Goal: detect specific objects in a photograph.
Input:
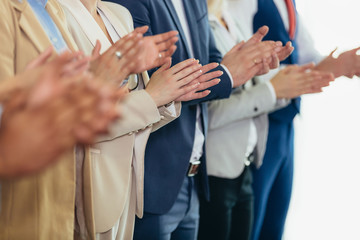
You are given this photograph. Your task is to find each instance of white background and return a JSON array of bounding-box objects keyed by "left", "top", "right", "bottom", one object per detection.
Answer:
[{"left": 284, "top": 0, "right": 360, "bottom": 239}]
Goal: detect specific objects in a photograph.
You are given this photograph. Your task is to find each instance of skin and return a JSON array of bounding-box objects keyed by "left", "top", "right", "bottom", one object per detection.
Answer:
[
  {"left": 80, "top": 0, "right": 222, "bottom": 106},
  {"left": 0, "top": 51, "right": 123, "bottom": 179},
  {"left": 208, "top": 0, "right": 333, "bottom": 98}
]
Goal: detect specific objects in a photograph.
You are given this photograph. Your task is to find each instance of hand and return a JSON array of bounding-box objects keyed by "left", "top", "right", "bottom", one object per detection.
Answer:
[
  {"left": 270, "top": 63, "right": 335, "bottom": 99},
  {"left": 221, "top": 39, "right": 282, "bottom": 87},
  {"left": 89, "top": 32, "right": 143, "bottom": 85},
  {"left": 175, "top": 62, "right": 223, "bottom": 102},
  {"left": 242, "top": 26, "right": 294, "bottom": 62},
  {"left": 26, "top": 47, "right": 90, "bottom": 77},
  {"left": 0, "top": 51, "right": 90, "bottom": 103},
  {"left": 315, "top": 47, "right": 360, "bottom": 78},
  {"left": 146, "top": 58, "right": 222, "bottom": 106},
  {"left": 89, "top": 28, "right": 178, "bottom": 85},
  {"left": 0, "top": 61, "right": 123, "bottom": 178}
]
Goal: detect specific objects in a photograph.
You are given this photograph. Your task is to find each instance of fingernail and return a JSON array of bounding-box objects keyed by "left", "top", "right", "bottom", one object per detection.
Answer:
[
  {"left": 199, "top": 70, "right": 203, "bottom": 73},
  {"left": 220, "top": 71, "right": 224, "bottom": 75}
]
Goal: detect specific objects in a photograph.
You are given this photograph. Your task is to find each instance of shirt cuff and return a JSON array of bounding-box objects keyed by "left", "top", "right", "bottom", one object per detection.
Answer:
[
  {"left": 220, "top": 64, "right": 234, "bottom": 88},
  {"left": 163, "top": 101, "right": 177, "bottom": 117},
  {"left": 264, "top": 81, "right": 277, "bottom": 103}
]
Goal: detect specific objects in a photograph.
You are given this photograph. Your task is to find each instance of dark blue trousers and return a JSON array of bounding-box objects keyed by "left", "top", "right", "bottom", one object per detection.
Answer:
[{"left": 251, "top": 121, "right": 294, "bottom": 240}]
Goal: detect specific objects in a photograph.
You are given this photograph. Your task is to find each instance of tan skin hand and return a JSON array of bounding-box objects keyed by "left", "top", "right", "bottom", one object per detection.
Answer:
[
  {"left": 0, "top": 55, "right": 123, "bottom": 179},
  {"left": 315, "top": 47, "right": 360, "bottom": 78},
  {"left": 270, "top": 63, "right": 335, "bottom": 99},
  {"left": 146, "top": 58, "right": 222, "bottom": 106}
]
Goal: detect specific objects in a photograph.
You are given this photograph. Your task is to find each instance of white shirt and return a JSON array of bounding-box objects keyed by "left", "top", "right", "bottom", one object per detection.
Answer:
[{"left": 171, "top": 0, "right": 204, "bottom": 163}]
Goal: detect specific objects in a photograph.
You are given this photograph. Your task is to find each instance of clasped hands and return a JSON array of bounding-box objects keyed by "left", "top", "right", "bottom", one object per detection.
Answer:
[{"left": 221, "top": 25, "right": 294, "bottom": 87}]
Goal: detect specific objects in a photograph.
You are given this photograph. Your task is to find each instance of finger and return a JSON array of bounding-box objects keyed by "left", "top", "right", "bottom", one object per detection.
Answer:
[
  {"left": 196, "top": 70, "right": 223, "bottom": 83},
  {"left": 180, "top": 90, "right": 211, "bottom": 101},
  {"left": 156, "top": 36, "right": 179, "bottom": 52},
  {"left": 150, "top": 31, "right": 179, "bottom": 44},
  {"left": 173, "top": 62, "right": 202, "bottom": 80},
  {"left": 158, "top": 45, "right": 177, "bottom": 60},
  {"left": 277, "top": 42, "right": 294, "bottom": 61},
  {"left": 245, "top": 25, "right": 269, "bottom": 46},
  {"left": 91, "top": 40, "right": 102, "bottom": 60},
  {"left": 169, "top": 58, "right": 198, "bottom": 74},
  {"left": 133, "top": 26, "right": 149, "bottom": 34},
  {"left": 62, "top": 57, "right": 90, "bottom": 77},
  {"left": 195, "top": 78, "right": 221, "bottom": 91},
  {"left": 270, "top": 53, "right": 280, "bottom": 69},
  {"left": 329, "top": 47, "right": 338, "bottom": 57},
  {"left": 157, "top": 58, "right": 172, "bottom": 73},
  {"left": 26, "top": 46, "right": 54, "bottom": 70}
]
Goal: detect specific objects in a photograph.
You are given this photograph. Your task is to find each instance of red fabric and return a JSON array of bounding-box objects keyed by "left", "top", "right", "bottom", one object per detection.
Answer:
[{"left": 284, "top": 0, "right": 296, "bottom": 39}]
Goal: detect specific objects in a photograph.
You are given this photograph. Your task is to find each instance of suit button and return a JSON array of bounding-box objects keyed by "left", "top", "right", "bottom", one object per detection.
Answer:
[{"left": 254, "top": 107, "right": 258, "bottom": 112}]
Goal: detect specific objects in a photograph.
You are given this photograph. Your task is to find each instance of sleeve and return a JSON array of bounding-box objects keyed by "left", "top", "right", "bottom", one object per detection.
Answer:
[
  {"left": 151, "top": 102, "right": 182, "bottom": 132},
  {"left": 296, "top": 15, "right": 324, "bottom": 65},
  {"left": 96, "top": 90, "right": 161, "bottom": 142},
  {"left": 208, "top": 82, "right": 277, "bottom": 130}
]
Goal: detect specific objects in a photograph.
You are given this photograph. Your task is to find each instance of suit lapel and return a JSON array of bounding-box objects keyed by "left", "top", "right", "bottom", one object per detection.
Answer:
[
  {"left": 163, "top": 0, "right": 191, "bottom": 58},
  {"left": 12, "top": 0, "right": 51, "bottom": 53}
]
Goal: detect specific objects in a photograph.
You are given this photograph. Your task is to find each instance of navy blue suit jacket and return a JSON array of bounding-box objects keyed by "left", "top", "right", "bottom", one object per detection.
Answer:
[
  {"left": 108, "top": 0, "right": 233, "bottom": 214},
  {"left": 253, "top": 0, "right": 299, "bottom": 163}
]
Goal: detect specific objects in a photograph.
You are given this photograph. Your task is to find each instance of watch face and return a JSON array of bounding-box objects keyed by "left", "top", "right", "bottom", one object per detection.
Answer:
[{"left": 127, "top": 76, "right": 139, "bottom": 91}]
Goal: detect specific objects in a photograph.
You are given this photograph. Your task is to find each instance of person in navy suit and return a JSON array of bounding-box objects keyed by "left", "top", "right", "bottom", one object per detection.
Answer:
[
  {"left": 223, "top": 0, "right": 360, "bottom": 239},
  {"left": 107, "top": 0, "right": 293, "bottom": 239}
]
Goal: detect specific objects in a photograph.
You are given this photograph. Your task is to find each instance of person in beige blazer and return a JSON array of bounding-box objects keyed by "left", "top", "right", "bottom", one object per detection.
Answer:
[
  {"left": 56, "top": 1, "right": 223, "bottom": 239},
  {"left": 0, "top": 0, "right": 168, "bottom": 239},
  {"left": 0, "top": 1, "right": 86, "bottom": 239}
]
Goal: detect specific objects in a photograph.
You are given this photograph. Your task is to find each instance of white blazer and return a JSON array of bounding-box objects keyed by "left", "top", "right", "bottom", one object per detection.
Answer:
[
  {"left": 206, "top": 13, "right": 288, "bottom": 179},
  {"left": 57, "top": 0, "right": 181, "bottom": 233}
]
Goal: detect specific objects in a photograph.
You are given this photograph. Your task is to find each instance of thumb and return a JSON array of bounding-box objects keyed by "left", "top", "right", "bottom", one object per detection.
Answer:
[
  {"left": 157, "top": 57, "right": 172, "bottom": 72},
  {"left": 329, "top": 47, "right": 338, "bottom": 58},
  {"left": 91, "top": 40, "right": 102, "bottom": 60},
  {"left": 246, "top": 25, "right": 269, "bottom": 45}
]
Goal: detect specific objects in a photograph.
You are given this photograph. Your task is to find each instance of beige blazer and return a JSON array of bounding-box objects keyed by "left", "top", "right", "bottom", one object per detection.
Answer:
[
  {"left": 57, "top": 0, "right": 181, "bottom": 233},
  {"left": 0, "top": 0, "right": 80, "bottom": 239}
]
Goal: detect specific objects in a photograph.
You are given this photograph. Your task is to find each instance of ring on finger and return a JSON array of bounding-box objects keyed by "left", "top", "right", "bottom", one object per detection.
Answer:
[{"left": 115, "top": 51, "right": 122, "bottom": 59}]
